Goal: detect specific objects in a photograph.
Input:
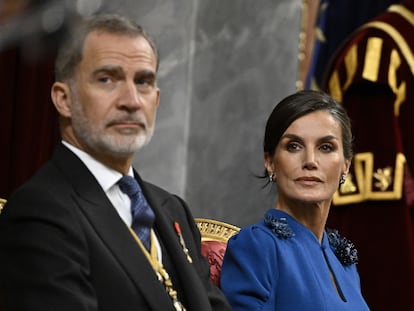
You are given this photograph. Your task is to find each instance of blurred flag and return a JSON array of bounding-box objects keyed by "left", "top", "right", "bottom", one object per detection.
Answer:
[{"left": 304, "top": 0, "right": 399, "bottom": 90}]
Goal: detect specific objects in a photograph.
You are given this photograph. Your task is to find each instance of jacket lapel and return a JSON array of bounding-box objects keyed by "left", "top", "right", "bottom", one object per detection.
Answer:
[
  {"left": 53, "top": 144, "right": 174, "bottom": 310},
  {"left": 139, "top": 178, "right": 213, "bottom": 311}
]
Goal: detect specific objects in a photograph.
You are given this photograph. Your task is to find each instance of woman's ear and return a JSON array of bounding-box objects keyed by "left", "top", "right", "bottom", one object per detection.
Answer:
[
  {"left": 343, "top": 158, "right": 352, "bottom": 175},
  {"left": 264, "top": 152, "right": 275, "bottom": 175},
  {"left": 51, "top": 81, "right": 72, "bottom": 118}
]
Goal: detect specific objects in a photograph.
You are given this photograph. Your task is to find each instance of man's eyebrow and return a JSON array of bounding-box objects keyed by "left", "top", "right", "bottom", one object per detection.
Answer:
[
  {"left": 135, "top": 69, "right": 156, "bottom": 79},
  {"left": 92, "top": 65, "right": 123, "bottom": 76}
]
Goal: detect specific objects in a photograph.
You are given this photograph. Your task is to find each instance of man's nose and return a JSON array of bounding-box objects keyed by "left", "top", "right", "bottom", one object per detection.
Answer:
[{"left": 119, "top": 80, "right": 141, "bottom": 109}]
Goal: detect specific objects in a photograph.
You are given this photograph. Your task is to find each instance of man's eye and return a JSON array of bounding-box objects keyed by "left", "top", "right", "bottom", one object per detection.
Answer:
[
  {"left": 98, "top": 76, "right": 111, "bottom": 83},
  {"left": 136, "top": 78, "right": 153, "bottom": 86},
  {"left": 136, "top": 77, "right": 145, "bottom": 84}
]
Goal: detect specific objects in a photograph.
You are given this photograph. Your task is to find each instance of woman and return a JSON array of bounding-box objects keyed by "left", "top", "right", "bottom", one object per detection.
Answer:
[{"left": 220, "top": 90, "right": 370, "bottom": 310}]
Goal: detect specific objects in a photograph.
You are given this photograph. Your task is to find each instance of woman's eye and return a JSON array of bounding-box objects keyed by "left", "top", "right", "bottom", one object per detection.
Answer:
[
  {"left": 286, "top": 142, "right": 301, "bottom": 152},
  {"left": 320, "top": 144, "right": 334, "bottom": 152}
]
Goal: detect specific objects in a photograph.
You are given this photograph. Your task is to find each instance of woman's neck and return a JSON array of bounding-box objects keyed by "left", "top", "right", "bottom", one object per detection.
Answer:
[{"left": 275, "top": 200, "right": 330, "bottom": 242}]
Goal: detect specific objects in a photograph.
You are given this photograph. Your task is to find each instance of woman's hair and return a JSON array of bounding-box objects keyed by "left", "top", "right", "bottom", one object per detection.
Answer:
[
  {"left": 264, "top": 89, "right": 353, "bottom": 164},
  {"left": 54, "top": 14, "right": 158, "bottom": 82}
]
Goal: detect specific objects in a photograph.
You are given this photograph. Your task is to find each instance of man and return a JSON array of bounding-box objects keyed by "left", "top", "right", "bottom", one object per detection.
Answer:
[
  {"left": 322, "top": 1, "right": 414, "bottom": 310},
  {"left": 0, "top": 14, "right": 230, "bottom": 311}
]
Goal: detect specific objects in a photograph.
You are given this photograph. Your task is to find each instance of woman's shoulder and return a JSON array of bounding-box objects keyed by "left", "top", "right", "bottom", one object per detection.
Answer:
[
  {"left": 229, "top": 209, "right": 296, "bottom": 248},
  {"left": 225, "top": 220, "right": 281, "bottom": 269}
]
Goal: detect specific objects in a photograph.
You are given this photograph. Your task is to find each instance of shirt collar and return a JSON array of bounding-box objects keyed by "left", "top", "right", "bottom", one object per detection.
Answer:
[{"left": 62, "top": 141, "right": 134, "bottom": 192}]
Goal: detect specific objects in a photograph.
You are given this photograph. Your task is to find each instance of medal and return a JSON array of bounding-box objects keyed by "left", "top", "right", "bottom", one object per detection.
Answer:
[{"left": 174, "top": 221, "right": 193, "bottom": 263}]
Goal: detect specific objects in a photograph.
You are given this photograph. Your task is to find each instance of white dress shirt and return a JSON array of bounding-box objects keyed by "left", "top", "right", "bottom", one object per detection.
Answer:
[{"left": 62, "top": 141, "right": 162, "bottom": 260}]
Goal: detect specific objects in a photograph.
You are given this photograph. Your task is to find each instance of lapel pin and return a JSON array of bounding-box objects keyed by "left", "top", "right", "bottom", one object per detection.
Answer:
[{"left": 173, "top": 221, "right": 193, "bottom": 263}]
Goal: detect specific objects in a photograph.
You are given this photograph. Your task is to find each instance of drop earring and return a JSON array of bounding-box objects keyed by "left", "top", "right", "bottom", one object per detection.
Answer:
[
  {"left": 339, "top": 173, "right": 347, "bottom": 185},
  {"left": 269, "top": 173, "right": 276, "bottom": 183}
]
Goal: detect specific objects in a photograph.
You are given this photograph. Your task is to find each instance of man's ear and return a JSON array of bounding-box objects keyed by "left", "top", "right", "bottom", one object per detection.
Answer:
[
  {"left": 51, "top": 81, "right": 72, "bottom": 118},
  {"left": 155, "top": 86, "right": 160, "bottom": 108}
]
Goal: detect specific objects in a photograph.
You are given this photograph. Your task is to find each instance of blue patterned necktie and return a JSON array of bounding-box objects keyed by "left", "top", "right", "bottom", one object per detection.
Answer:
[{"left": 118, "top": 175, "right": 155, "bottom": 251}]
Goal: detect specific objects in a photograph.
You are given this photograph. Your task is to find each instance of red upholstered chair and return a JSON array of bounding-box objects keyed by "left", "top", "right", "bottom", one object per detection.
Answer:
[{"left": 195, "top": 218, "right": 240, "bottom": 287}]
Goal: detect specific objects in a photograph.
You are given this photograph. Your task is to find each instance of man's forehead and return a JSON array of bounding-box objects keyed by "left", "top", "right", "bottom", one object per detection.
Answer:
[{"left": 81, "top": 31, "right": 156, "bottom": 65}]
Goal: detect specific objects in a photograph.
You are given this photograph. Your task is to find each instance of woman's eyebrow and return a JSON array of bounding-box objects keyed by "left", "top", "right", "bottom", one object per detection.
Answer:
[
  {"left": 280, "top": 134, "right": 339, "bottom": 142},
  {"left": 280, "top": 133, "right": 302, "bottom": 141}
]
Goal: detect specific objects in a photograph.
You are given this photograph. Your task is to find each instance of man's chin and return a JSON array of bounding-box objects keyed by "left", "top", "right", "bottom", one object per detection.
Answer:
[{"left": 110, "top": 136, "right": 151, "bottom": 154}]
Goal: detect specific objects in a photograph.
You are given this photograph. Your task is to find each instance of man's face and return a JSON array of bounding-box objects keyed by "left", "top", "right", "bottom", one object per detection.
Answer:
[{"left": 68, "top": 30, "right": 160, "bottom": 159}]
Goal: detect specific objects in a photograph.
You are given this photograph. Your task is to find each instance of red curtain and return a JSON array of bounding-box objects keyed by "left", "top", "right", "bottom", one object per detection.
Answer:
[
  {"left": 0, "top": 45, "right": 59, "bottom": 199},
  {"left": 320, "top": 2, "right": 414, "bottom": 309}
]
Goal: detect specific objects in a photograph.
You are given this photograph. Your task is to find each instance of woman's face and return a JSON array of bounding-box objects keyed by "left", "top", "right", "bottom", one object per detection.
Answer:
[{"left": 265, "top": 110, "right": 350, "bottom": 205}]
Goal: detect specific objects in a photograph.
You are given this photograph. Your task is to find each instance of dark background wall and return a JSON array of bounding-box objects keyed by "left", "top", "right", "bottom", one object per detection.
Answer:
[{"left": 0, "top": 0, "right": 303, "bottom": 227}]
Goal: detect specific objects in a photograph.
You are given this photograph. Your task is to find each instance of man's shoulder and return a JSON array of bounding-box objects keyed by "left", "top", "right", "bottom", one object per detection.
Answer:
[
  {"left": 7, "top": 144, "right": 91, "bottom": 206},
  {"left": 140, "top": 180, "right": 170, "bottom": 197},
  {"left": 141, "top": 180, "right": 184, "bottom": 206}
]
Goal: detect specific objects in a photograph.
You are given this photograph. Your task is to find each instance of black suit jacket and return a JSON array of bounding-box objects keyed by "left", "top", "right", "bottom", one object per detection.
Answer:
[{"left": 0, "top": 143, "right": 230, "bottom": 311}]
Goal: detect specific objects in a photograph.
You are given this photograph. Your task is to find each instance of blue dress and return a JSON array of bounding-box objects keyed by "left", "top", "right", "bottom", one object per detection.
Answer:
[{"left": 220, "top": 209, "right": 370, "bottom": 310}]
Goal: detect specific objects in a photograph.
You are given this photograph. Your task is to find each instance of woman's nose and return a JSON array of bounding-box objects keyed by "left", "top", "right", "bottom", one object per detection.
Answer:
[{"left": 303, "top": 149, "right": 317, "bottom": 169}]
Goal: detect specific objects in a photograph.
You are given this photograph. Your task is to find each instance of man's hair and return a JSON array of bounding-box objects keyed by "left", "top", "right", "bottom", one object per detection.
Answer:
[{"left": 54, "top": 14, "right": 159, "bottom": 82}]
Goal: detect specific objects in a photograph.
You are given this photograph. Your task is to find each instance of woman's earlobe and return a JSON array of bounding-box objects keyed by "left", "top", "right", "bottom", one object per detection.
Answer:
[
  {"left": 343, "top": 158, "right": 352, "bottom": 174},
  {"left": 264, "top": 153, "right": 273, "bottom": 170}
]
